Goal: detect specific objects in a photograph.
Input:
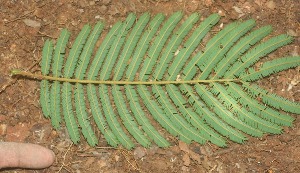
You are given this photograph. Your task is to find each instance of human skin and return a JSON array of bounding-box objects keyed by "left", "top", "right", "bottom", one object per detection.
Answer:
[{"left": 0, "top": 142, "right": 55, "bottom": 169}]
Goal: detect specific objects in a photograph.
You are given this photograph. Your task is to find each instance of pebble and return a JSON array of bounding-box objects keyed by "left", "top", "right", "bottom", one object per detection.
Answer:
[
  {"left": 102, "top": 0, "right": 111, "bottom": 5},
  {"left": 181, "top": 165, "right": 189, "bottom": 172},
  {"left": 89, "top": 1, "right": 95, "bottom": 5},
  {"left": 287, "top": 29, "right": 298, "bottom": 37},
  {"left": 0, "top": 124, "right": 7, "bottom": 135},
  {"left": 133, "top": 147, "right": 146, "bottom": 160},
  {"left": 97, "top": 159, "right": 107, "bottom": 169},
  {"left": 265, "top": 1, "right": 276, "bottom": 10},
  {"left": 99, "top": 5, "right": 108, "bottom": 14},
  {"left": 178, "top": 141, "right": 189, "bottom": 153},
  {"left": 23, "top": 19, "right": 41, "bottom": 28},
  {"left": 279, "top": 134, "right": 292, "bottom": 143},
  {"left": 182, "top": 153, "right": 190, "bottom": 166}
]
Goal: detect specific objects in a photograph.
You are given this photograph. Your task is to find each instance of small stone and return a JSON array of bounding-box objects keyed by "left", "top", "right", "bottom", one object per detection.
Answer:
[
  {"left": 71, "top": 163, "right": 81, "bottom": 170},
  {"left": 115, "top": 155, "right": 120, "bottom": 161},
  {"left": 84, "top": 157, "right": 95, "bottom": 167},
  {"left": 0, "top": 115, "right": 6, "bottom": 121},
  {"left": 108, "top": 6, "right": 120, "bottom": 16},
  {"left": 148, "top": 146, "right": 159, "bottom": 155},
  {"left": 23, "top": 19, "right": 41, "bottom": 28},
  {"left": 97, "top": 159, "right": 107, "bottom": 168},
  {"left": 78, "top": 9, "right": 84, "bottom": 13},
  {"left": 57, "top": 13, "right": 68, "bottom": 23},
  {"left": 189, "top": 151, "right": 201, "bottom": 164},
  {"left": 287, "top": 29, "right": 298, "bottom": 37},
  {"left": 10, "top": 44, "right": 17, "bottom": 52},
  {"left": 233, "top": 6, "right": 244, "bottom": 18},
  {"left": 179, "top": 141, "right": 190, "bottom": 153},
  {"left": 265, "top": 1, "right": 276, "bottom": 10},
  {"left": 79, "top": 0, "right": 88, "bottom": 7},
  {"left": 71, "top": 20, "right": 80, "bottom": 26},
  {"left": 102, "top": 0, "right": 111, "bottom": 5},
  {"left": 254, "top": 0, "right": 263, "bottom": 6},
  {"left": 279, "top": 134, "right": 292, "bottom": 143},
  {"left": 99, "top": 5, "right": 108, "bottom": 14},
  {"left": 89, "top": 1, "right": 95, "bottom": 5},
  {"left": 218, "top": 10, "right": 225, "bottom": 17},
  {"left": 204, "top": 0, "right": 212, "bottom": 7},
  {"left": 0, "top": 124, "right": 7, "bottom": 135},
  {"left": 181, "top": 165, "right": 189, "bottom": 172},
  {"left": 133, "top": 147, "right": 146, "bottom": 160},
  {"left": 182, "top": 153, "right": 190, "bottom": 166}
]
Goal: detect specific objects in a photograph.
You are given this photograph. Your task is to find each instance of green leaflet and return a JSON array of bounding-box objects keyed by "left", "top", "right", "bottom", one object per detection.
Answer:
[
  {"left": 197, "top": 19, "right": 256, "bottom": 80},
  {"left": 62, "top": 82, "right": 80, "bottom": 143},
  {"left": 241, "top": 56, "right": 300, "bottom": 81},
  {"left": 126, "top": 13, "right": 165, "bottom": 80},
  {"left": 152, "top": 85, "right": 207, "bottom": 144},
  {"left": 139, "top": 11, "right": 183, "bottom": 80},
  {"left": 100, "top": 85, "right": 135, "bottom": 149},
  {"left": 75, "top": 22, "right": 104, "bottom": 79},
  {"left": 213, "top": 26, "right": 273, "bottom": 79},
  {"left": 87, "top": 84, "right": 119, "bottom": 147},
  {"left": 40, "top": 80, "right": 51, "bottom": 118},
  {"left": 113, "top": 13, "right": 150, "bottom": 80},
  {"left": 210, "top": 83, "right": 282, "bottom": 134},
  {"left": 125, "top": 85, "right": 170, "bottom": 147},
  {"left": 242, "top": 83, "right": 300, "bottom": 114},
  {"left": 64, "top": 25, "right": 91, "bottom": 78},
  {"left": 73, "top": 22, "right": 104, "bottom": 146},
  {"left": 98, "top": 14, "right": 137, "bottom": 149},
  {"left": 13, "top": 12, "right": 300, "bottom": 149},
  {"left": 61, "top": 24, "right": 91, "bottom": 144},
  {"left": 100, "top": 13, "right": 136, "bottom": 80},
  {"left": 227, "top": 82, "right": 294, "bottom": 126},
  {"left": 112, "top": 85, "right": 151, "bottom": 147},
  {"left": 50, "top": 29, "right": 70, "bottom": 129},
  {"left": 180, "top": 84, "right": 238, "bottom": 145},
  {"left": 87, "top": 22, "right": 123, "bottom": 80},
  {"left": 225, "top": 34, "right": 293, "bottom": 78},
  {"left": 40, "top": 40, "right": 53, "bottom": 118},
  {"left": 41, "top": 40, "right": 53, "bottom": 75},
  {"left": 167, "top": 13, "right": 220, "bottom": 80},
  {"left": 166, "top": 84, "right": 226, "bottom": 146},
  {"left": 52, "top": 29, "right": 70, "bottom": 77},
  {"left": 195, "top": 84, "right": 263, "bottom": 138},
  {"left": 153, "top": 12, "right": 199, "bottom": 80},
  {"left": 86, "top": 21, "right": 121, "bottom": 147},
  {"left": 182, "top": 21, "right": 239, "bottom": 80},
  {"left": 137, "top": 85, "right": 192, "bottom": 143},
  {"left": 75, "top": 83, "right": 98, "bottom": 146}
]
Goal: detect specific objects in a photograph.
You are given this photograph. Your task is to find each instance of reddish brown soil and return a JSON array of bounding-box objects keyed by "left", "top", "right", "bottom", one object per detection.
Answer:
[{"left": 0, "top": 0, "right": 299, "bottom": 172}]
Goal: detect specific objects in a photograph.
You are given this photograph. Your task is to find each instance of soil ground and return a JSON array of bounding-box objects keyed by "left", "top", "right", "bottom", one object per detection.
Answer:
[{"left": 0, "top": 0, "right": 299, "bottom": 172}]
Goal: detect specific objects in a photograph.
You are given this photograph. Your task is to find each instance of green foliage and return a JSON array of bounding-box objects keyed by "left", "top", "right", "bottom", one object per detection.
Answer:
[
  {"left": 50, "top": 29, "right": 70, "bottom": 129},
  {"left": 35, "top": 12, "right": 300, "bottom": 149},
  {"left": 40, "top": 40, "right": 53, "bottom": 118}
]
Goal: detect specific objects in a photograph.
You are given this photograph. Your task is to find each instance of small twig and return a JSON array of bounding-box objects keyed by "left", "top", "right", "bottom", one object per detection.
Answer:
[
  {"left": 119, "top": 149, "right": 142, "bottom": 173},
  {"left": 36, "top": 31, "right": 57, "bottom": 39},
  {"left": 0, "top": 79, "right": 17, "bottom": 94},
  {"left": 57, "top": 143, "right": 73, "bottom": 173},
  {"left": 4, "top": 9, "right": 36, "bottom": 24}
]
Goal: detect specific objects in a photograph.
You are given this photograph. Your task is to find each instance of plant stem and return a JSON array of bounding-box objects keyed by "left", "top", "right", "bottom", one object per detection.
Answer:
[{"left": 11, "top": 70, "right": 240, "bottom": 85}]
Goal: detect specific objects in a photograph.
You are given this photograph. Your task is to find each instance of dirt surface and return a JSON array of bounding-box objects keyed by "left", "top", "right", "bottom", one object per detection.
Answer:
[{"left": 0, "top": 0, "right": 299, "bottom": 172}]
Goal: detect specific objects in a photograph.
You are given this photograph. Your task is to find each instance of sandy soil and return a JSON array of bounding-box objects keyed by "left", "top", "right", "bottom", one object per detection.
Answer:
[{"left": 0, "top": 0, "right": 299, "bottom": 172}]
